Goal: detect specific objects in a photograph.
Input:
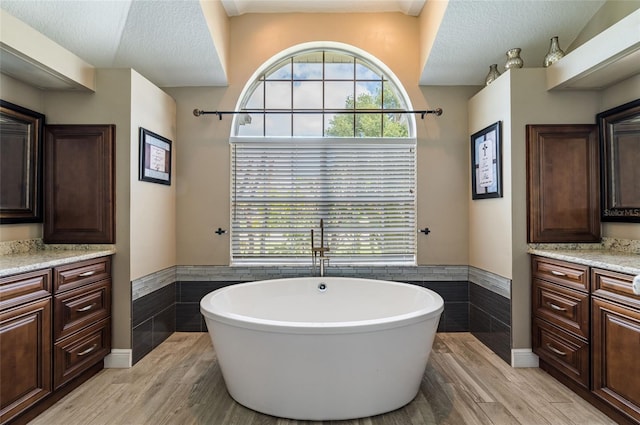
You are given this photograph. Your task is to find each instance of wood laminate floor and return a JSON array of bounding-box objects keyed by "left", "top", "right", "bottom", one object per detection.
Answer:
[{"left": 28, "top": 333, "right": 616, "bottom": 425}]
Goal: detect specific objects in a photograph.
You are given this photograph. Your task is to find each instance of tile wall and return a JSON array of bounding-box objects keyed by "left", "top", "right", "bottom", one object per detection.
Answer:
[
  {"left": 469, "top": 266, "right": 512, "bottom": 363},
  {"left": 131, "top": 265, "right": 511, "bottom": 365}
]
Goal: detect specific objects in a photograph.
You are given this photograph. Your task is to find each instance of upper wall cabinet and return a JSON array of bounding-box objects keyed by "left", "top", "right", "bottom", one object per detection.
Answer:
[
  {"left": 44, "top": 125, "right": 115, "bottom": 244},
  {"left": 526, "top": 124, "right": 600, "bottom": 243}
]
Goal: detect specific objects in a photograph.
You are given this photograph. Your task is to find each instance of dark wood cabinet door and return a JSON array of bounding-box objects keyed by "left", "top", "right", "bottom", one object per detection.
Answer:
[
  {"left": 0, "top": 298, "right": 52, "bottom": 424},
  {"left": 592, "top": 297, "right": 640, "bottom": 423},
  {"left": 44, "top": 125, "right": 115, "bottom": 244},
  {"left": 526, "top": 124, "right": 600, "bottom": 243}
]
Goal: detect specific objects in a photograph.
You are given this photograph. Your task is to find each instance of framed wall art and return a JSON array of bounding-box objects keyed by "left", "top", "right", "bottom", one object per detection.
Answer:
[
  {"left": 139, "top": 127, "right": 172, "bottom": 185},
  {"left": 471, "top": 121, "right": 502, "bottom": 200}
]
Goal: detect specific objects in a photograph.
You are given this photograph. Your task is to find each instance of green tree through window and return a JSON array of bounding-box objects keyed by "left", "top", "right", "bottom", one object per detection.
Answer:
[{"left": 325, "top": 85, "right": 409, "bottom": 137}]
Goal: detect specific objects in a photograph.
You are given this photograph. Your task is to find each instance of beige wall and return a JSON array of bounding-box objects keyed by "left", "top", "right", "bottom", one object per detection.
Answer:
[
  {"left": 3, "top": 3, "right": 638, "bottom": 356},
  {"left": 228, "top": 13, "right": 420, "bottom": 87},
  {"left": 0, "top": 73, "right": 44, "bottom": 242},
  {"left": 40, "top": 69, "right": 176, "bottom": 349},
  {"left": 199, "top": 0, "right": 230, "bottom": 80},
  {"left": 418, "top": 85, "right": 477, "bottom": 265},
  {"left": 165, "top": 86, "right": 230, "bottom": 265},
  {"left": 418, "top": 0, "right": 448, "bottom": 77},
  {"left": 569, "top": 0, "right": 640, "bottom": 51},
  {"left": 467, "top": 67, "right": 639, "bottom": 350},
  {"left": 169, "top": 12, "right": 474, "bottom": 266},
  {"left": 509, "top": 69, "right": 600, "bottom": 350},
  {"left": 468, "top": 74, "right": 513, "bottom": 280},
  {"left": 43, "top": 69, "right": 133, "bottom": 348},
  {"left": 1, "top": 68, "right": 178, "bottom": 350},
  {"left": 129, "top": 71, "right": 177, "bottom": 281}
]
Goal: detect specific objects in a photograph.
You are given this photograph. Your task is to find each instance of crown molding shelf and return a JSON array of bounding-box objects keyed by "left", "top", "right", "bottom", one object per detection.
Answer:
[
  {"left": 0, "top": 9, "right": 95, "bottom": 91},
  {"left": 546, "top": 8, "right": 640, "bottom": 91}
]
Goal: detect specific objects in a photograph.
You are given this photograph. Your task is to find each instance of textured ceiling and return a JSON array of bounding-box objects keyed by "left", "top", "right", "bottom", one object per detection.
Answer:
[
  {"left": 0, "top": 0, "right": 607, "bottom": 88},
  {"left": 421, "top": 0, "right": 606, "bottom": 85},
  {"left": 1, "top": 0, "right": 226, "bottom": 87}
]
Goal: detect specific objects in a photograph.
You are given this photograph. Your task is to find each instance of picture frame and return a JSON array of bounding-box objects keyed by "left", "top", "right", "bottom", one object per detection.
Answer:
[
  {"left": 471, "top": 121, "right": 502, "bottom": 200},
  {"left": 139, "top": 127, "right": 172, "bottom": 185},
  {"left": 0, "top": 100, "right": 45, "bottom": 223}
]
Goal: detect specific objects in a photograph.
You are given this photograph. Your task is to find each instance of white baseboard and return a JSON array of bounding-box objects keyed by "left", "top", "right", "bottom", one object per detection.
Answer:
[
  {"left": 511, "top": 349, "right": 539, "bottom": 368},
  {"left": 104, "top": 349, "right": 132, "bottom": 368}
]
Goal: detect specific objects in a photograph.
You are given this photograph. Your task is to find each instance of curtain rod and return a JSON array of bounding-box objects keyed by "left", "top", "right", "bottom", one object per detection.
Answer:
[{"left": 193, "top": 108, "right": 443, "bottom": 120}]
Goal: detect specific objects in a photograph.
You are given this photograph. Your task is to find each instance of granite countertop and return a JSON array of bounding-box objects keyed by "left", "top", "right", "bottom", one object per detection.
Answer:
[
  {"left": 0, "top": 244, "right": 116, "bottom": 278},
  {"left": 528, "top": 247, "right": 640, "bottom": 276}
]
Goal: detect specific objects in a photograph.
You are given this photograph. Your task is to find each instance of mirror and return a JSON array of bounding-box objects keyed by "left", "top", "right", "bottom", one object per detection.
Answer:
[
  {"left": 0, "top": 100, "right": 45, "bottom": 224},
  {"left": 597, "top": 98, "right": 640, "bottom": 222}
]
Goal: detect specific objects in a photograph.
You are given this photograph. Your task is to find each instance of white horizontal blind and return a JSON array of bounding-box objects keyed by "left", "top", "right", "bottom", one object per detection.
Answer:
[{"left": 231, "top": 139, "right": 416, "bottom": 265}]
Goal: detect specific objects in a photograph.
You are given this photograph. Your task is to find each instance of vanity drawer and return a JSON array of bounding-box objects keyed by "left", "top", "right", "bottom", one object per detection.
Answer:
[
  {"left": 533, "top": 318, "right": 589, "bottom": 388},
  {"left": 54, "top": 257, "right": 111, "bottom": 293},
  {"left": 53, "top": 318, "right": 110, "bottom": 389},
  {"left": 532, "top": 256, "right": 589, "bottom": 291},
  {"left": 54, "top": 279, "right": 111, "bottom": 340},
  {"left": 0, "top": 269, "right": 51, "bottom": 310},
  {"left": 532, "top": 278, "right": 589, "bottom": 339},
  {"left": 592, "top": 268, "right": 640, "bottom": 307}
]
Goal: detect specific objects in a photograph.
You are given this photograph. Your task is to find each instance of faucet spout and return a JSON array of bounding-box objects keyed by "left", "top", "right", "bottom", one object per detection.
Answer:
[{"left": 311, "top": 219, "right": 329, "bottom": 276}]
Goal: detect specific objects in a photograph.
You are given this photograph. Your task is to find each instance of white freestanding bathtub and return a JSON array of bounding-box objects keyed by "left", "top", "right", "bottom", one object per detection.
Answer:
[{"left": 200, "top": 277, "right": 444, "bottom": 421}]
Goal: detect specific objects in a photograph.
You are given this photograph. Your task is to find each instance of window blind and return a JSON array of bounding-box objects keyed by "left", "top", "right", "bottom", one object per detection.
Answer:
[{"left": 231, "top": 138, "right": 416, "bottom": 265}]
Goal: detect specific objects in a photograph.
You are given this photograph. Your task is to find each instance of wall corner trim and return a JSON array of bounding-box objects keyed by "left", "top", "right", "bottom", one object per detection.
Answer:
[
  {"left": 511, "top": 349, "right": 539, "bottom": 368},
  {"left": 104, "top": 349, "right": 132, "bottom": 368}
]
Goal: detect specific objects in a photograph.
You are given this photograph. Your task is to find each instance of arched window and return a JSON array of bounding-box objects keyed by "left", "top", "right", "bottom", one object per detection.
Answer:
[{"left": 231, "top": 43, "right": 416, "bottom": 265}]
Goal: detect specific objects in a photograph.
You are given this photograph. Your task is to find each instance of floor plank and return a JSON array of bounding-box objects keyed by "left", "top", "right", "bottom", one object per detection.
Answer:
[{"left": 27, "top": 333, "right": 617, "bottom": 425}]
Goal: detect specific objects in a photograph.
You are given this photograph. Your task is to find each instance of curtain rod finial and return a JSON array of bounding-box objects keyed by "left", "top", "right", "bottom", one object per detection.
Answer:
[
  {"left": 193, "top": 109, "right": 203, "bottom": 117},
  {"left": 434, "top": 108, "right": 443, "bottom": 116}
]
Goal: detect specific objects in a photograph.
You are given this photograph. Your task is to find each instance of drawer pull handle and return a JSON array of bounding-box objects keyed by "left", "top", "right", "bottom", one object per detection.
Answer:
[
  {"left": 550, "top": 270, "right": 567, "bottom": 277},
  {"left": 78, "top": 270, "right": 96, "bottom": 277},
  {"left": 77, "top": 344, "right": 98, "bottom": 356},
  {"left": 76, "top": 303, "right": 96, "bottom": 313},
  {"left": 546, "top": 302, "right": 567, "bottom": 312},
  {"left": 546, "top": 343, "right": 567, "bottom": 357}
]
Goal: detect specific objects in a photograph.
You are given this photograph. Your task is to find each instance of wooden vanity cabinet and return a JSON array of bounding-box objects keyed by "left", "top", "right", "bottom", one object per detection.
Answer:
[
  {"left": 52, "top": 257, "right": 111, "bottom": 389},
  {"left": 0, "top": 270, "right": 52, "bottom": 425},
  {"left": 591, "top": 268, "right": 640, "bottom": 423},
  {"left": 0, "top": 256, "right": 111, "bottom": 425},
  {"left": 531, "top": 256, "right": 590, "bottom": 388},
  {"left": 532, "top": 255, "right": 640, "bottom": 425}
]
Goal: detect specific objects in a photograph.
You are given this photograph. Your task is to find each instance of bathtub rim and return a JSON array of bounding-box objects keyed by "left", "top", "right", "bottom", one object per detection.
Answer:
[{"left": 200, "top": 277, "right": 444, "bottom": 335}]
